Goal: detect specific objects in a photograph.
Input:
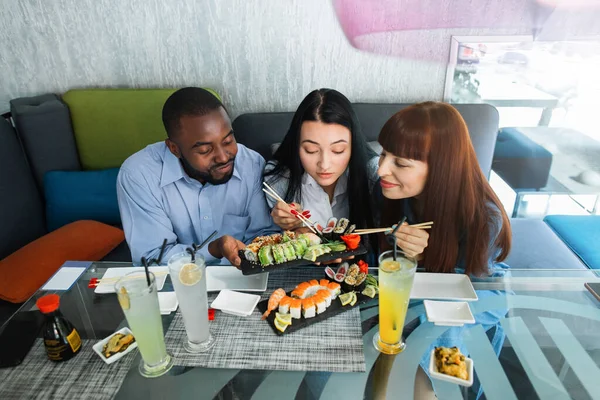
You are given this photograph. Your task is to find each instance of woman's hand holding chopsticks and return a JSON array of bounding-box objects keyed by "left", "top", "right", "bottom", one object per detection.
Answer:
[
  {"left": 271, "top": 201, "right": 311, "bottom": 231},
  {"left": 391, "top": 223, "right": 429, "bottom": 258}
]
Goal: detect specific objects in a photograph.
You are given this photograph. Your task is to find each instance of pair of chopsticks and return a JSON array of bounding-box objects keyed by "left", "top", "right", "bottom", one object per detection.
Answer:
[
  {"left": 88, "top": 271, "right": 169, "bottom": 288},
  {"left": 354, "top": 221, "right": 434, "bottom": 236},
  {"left": 262, "top": 182, "right": 319, "bottom": 235}
]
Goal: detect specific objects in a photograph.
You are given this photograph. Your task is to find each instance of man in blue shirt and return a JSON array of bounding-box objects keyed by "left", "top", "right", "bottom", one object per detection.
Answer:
[{"left": 117, "top": 87, "right": 278, "bottom": 266}]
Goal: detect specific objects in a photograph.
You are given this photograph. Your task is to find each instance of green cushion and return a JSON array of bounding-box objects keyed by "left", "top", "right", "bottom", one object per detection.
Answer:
[{"left": 62, "top": 88, "right": 220, "bottom": 170}]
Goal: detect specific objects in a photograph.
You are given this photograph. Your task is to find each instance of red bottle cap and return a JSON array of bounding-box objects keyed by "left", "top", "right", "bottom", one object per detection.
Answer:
[{"left": 36, "top": 294, "right": 60, "bottom": 314}]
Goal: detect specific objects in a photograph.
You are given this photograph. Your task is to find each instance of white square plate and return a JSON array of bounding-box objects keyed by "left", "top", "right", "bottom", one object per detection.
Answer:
[
  {"left": 158, "top": 292, "right": 179, "bottom": 315},
  {"left": 429, "top": 348, "right": 474, "bottom": 387},
  {"left": 94, "top": 267, "right": 168, "bottom": 294},
  {"left": 210, "top": 289, "right": 261, "bottom": 317},
  {"left": 92, "top": 327, "right": 138, "bottom": 365},
  {"left": 424, "top": 300, "right": 475, "bottom": 326},
  {"left": 410, "top": 273, "right": 478, "bottom": 301},
  {"left": 206, "top": 266, "right": 268, "bottom": 292}
]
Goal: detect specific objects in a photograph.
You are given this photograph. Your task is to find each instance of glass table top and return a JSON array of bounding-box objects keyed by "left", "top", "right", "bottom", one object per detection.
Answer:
[{"left": 3, "top": 262, "right": 600, "bottom": 400}]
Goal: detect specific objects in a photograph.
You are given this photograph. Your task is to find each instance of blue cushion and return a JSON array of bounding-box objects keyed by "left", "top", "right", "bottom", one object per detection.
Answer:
[
  {"left": 44, "top": 168, "right": 121, "bottom": 231},
  {"left": 544, "top": 215, "right": 600, "bottom": 270},
  {"left": 494, "top": 128, "right": 552, "bottom": 159}
]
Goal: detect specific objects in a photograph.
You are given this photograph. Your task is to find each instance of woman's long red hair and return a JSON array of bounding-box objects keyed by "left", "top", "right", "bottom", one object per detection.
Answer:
[{"left": 379, "top": 102, "right": 511, "bottom": 276}]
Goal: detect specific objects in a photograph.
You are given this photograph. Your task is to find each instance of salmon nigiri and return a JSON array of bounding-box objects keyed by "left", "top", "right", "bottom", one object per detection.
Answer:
[{"left": 262, "top": 288, "right": 286, "bottom": 320}]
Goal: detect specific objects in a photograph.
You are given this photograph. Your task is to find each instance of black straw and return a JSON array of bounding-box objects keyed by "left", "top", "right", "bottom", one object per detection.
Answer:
[
  {"left": 388, "top": 217, "right": 407, "bottom": 262},
  {"left": 155, "top": 239, "right": 168, "bottom": 265},
  {"left": 141, "top": 257, "right": 151, "bottom": 287},
  {"left": 198, "top": 230, "right": 218, "bottom": 250},
  {"left": 186, "top": 247, "right": 196, "bottom": 263}
]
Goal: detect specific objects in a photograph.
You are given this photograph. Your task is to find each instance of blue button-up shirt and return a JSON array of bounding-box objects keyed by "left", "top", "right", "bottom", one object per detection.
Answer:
[{"left": 117, "top": 142, "right": 278, "bottom": 265}]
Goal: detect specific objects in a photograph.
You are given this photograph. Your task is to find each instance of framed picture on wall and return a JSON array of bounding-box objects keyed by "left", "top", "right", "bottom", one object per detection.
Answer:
[{"left": 443, "top": 35, "right": 534, "bottom": 104}]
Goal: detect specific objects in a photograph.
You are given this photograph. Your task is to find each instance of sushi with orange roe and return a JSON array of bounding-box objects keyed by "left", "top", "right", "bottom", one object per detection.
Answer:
[
  {"left": 278, "top": 296, "right": 292, "bottom": 314},
  {"left": 290, "top": 299, "right": 302, "bottom": 319},
  {"left": 302, "top": 298, "right": 316, "bottom": 318},
  {"left": 319, "top": 279, "right": 330, "bottom": 288},
  {"left": 327, "top": 282, "right": 341, "bottom": 299},
  {"left": 309, "top": 279, "right": 319, "bottom": 286},
  {"left": 317, "top": 289, "right": 332, "bottom": 307},
  {"left": 314, "top": 293, "right": 327, "bottom": 314}
]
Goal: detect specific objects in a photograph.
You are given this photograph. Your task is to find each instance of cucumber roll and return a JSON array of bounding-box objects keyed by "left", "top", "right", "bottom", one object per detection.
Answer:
[{"left": 258, "top": 245, "right": 274, "bottom": 266}]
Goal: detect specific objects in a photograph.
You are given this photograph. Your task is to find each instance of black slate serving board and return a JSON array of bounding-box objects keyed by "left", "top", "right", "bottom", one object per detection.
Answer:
[
  {"left": 239, "top": 244, "right": 367, "bottom": 276},
  {"left": 257, "top": 288, "right": 374, "bottom": 335}
]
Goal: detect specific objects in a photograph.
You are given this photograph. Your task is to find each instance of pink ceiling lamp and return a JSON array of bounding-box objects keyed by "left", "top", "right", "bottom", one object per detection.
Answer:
[{"left": 332, "top": 0, "right": 600, "bottom": 60}]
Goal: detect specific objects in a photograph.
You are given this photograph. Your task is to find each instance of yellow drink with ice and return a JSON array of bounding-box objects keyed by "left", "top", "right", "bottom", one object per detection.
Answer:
[{"left": 374, "top": 251, "right": 417, "bottom": 354}]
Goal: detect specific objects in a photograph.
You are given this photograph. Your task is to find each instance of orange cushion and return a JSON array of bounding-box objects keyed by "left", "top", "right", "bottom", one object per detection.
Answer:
[{"left": 0, "top": 220, "right": 125, "bottom": 303}]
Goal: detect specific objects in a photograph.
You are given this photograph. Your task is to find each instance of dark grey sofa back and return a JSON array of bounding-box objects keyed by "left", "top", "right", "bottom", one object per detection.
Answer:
[
  {"left": 10, "top": 94, "right": 81, "bottom": 191},
  {"left": 0, "top": 118, "right": 46, "bottom": 259},
  {"left": 233, "top": 103, "right": 499, "bottom": 178}
]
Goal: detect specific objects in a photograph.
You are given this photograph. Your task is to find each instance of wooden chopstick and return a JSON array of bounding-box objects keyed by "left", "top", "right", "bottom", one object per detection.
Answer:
[
  {"left": 354, "top": 221, "right": 434, "bottom": 235},
  {"left": 262, "top": 184, "right": 318, "bottom": 231},
  {"left": 91, "top": 271, "right": 169, "bottom": 286},
  {"left": 410, "top": 221, "right": 434, "bottom": 228}
]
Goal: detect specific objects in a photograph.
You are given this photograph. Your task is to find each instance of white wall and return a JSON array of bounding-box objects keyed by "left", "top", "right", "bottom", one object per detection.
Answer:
[{"left": 0, "top": 0, "right": 527, "bottom": 116}]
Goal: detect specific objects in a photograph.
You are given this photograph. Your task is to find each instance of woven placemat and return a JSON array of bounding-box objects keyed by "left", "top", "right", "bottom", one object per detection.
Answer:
[
  {"left": 164, "top": 268, "right": 366, "bottom": 373},
  {"left": 0, "top": 339, "right": 136, "bottom": 399}
]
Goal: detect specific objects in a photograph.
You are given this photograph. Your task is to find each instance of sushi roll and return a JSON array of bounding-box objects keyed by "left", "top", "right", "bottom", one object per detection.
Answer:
[
  {"left": 319, "top": 279, "right": 330, "bottom": 288},
  {"left": 317, "top": 289, "right": 332, "bottom": 307},
  {"left": 327, "top": 282, "right": 341, "bottom": 299},
  {"left": 243, "top": 248, "right": 258, "bottom": 262},
  {"left": 322, "top": 227, "right": 334, "bottom": 239},
  {"left": 279, "top": 296, "right": 292, "bottom": 314},
  {"left": 302, "top": 245, "right": 331, "bottom": 262},
  {"left": 300, "top": 233, "right": 322, "bottom": 246},
  {"left": 348, "top": 264, "right": 360, "bottom": 277},
  {"left": 282, "top": 230, "right": 296, "bottom": 242},
  {"left": 326, "top": 217, "right": 338, "bottom": 229},
  {"left": 325, "top": 266, "right": 336, "bottom": 280},
  {"left": 342, "top": 274, "right": 357, "bottom": 293},
  {"left": 272, "top": 244, "right": 286, "bottom": 264},
  {"left": 302, "top": 298, "right": 316, "bottom": 318},
  {"left": 314, "top": 294, "right": 327, "bottom": 314},
  {"left": 334, "top": 218, "right": 350, "bottom": 235},
  {"left": 290, "top": 299, "right": 302, "bottom": 319},
  {"left": 315, "top": 223, "right": 324, "bottom": 233},
  {"left": 282, "top": 242, "right": 296, "bottom": 261},
  {"left": 258, "top": 245, "right": 274, "bottom": 266},
  {"left": 291, "top": 282, "right": 311, "bottom": 299},
  {"left": 344, "top": 224, "right": 356, "bottom": 235},
  {"left": 290, "top": 240, "right": 306, "bottom": 258}
]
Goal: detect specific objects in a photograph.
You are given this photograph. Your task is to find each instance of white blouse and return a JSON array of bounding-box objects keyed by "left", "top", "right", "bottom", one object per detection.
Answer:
[{"left": 263, "top": 157, "right": 380, "bottom": 227}]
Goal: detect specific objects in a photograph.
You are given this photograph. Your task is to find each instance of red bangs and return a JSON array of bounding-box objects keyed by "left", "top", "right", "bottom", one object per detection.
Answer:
[{"left": 377, "top": 106, "right": 431, "bottom": 162}]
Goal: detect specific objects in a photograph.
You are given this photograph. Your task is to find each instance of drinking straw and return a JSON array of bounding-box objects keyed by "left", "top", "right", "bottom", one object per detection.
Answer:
[
  {"left": 388, "top": 217, "right": 407, "bottom": 261},
  {"left": 198, "top": 231, "right": 218, "bottom": 250},
  {"left": 155, "top": 238, "right": 168, "bottom": 265},
  {"left": 141, "top": 257, "right": 151, "bottom": 286},
  {"left": 186, "top": 247, "right": 196, "bottom": 263}
]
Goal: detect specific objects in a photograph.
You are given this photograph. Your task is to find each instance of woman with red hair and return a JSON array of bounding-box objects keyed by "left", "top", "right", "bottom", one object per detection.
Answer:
[{"left": 377, "top": 101, "right": 511, "bottom": 276}]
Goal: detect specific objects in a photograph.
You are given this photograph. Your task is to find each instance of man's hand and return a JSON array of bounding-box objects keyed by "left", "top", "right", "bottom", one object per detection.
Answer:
[{"left": 208, "top": 235, "right": 246, "bottom": 268}]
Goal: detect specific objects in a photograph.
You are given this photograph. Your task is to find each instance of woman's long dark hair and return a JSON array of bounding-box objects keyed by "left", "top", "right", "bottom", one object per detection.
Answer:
[{"left": 264, "top": 89, "right": 377, "bottom": 232}]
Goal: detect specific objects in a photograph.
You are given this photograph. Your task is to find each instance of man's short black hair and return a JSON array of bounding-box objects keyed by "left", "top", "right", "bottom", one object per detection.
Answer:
[{"left": 162, "top": 87, "right": 225, "bottom": 138}]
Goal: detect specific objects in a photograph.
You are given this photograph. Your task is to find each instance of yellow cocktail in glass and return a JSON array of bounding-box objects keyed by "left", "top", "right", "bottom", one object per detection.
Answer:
[{"left": 374, "top": 250, "right": 417, "bottom": 354}]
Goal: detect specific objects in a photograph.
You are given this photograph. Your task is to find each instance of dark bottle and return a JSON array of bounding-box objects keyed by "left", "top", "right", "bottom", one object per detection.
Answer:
[{"left": 36, "top": 294, "right": 81, "bottom": 362}]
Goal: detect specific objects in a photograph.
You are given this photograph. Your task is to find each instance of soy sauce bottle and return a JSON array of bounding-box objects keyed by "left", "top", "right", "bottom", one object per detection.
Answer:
[{"left": 36, "top": 294, "right": 81, "bottom": 362}]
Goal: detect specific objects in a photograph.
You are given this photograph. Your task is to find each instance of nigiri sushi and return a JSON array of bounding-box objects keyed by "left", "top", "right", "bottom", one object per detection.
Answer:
[
  {"left": 262, "top": 288, "right": 286, "bottom": 320},
  {"left": 290, "top": 299, "right": 302, "bottom": 319},
  {"left": 302, "top": 298, "right": 316, "bottom": 318},
  {"left": 278, "top": 296, "right": 292, "bottom": 314}
]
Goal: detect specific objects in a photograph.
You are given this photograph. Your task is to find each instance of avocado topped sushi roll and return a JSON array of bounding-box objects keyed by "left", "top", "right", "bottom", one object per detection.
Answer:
[
  {"left": 258, "top": 245, "right": 274, "bottom": 266},
  {"left": 281, "top": 242, "right": 297, "bottom": 261},
  {"left": 303, "top": 245, "right": 331, "bottom": 262},
  {"left": 290, "top": 240, "right": 306, "bottom": 258},
  {"left": 272, "top": 244, "right": 287, "bottom": 264}
]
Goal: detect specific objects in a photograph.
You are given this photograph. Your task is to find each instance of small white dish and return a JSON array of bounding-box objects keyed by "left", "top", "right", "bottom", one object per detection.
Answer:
[
  {"left": 410, "top": 273, "right": 478, "bottom": 301},
  {"left": 93, "top": 327, "right": 138, "bottom": 365},
  {"left": 94, "top": 267, "right": 168, "bottom": 294},
  {"left": 429, "top": 348, "right": 474, "bottom": 387},
  {"left": 424, "top": 300, "right": 475, "bottom": 327},
  {"left": 206, "top": 266, "right": 268, "bottom": 292},
  {"left": 158, "top": 292, "right": 179, "bottom": 315},
  {"left": 210, "top": 289, "right": 260, "bottom": 317}
]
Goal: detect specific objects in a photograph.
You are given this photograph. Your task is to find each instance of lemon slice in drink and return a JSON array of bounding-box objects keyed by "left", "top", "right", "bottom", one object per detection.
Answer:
[
  {"left": 117, "top": 287, "right": 130, "bottom": 310},
  {"left": 274, "top": 318, "right": 289, "bottom": 333},
  {"left": 362, "top": 286, "right": 377, "bottom": 298},
  {"left": 349, "top": 292, "right": 358, "bottom": 306},
  {"left": 179, "top": 263, "right": 202, "bottom": 286},
  {"left": 380, "top": 259, "right": 401, "bottom": 273},
  {"left": 275, "top": 313, "right": 292, "bottom": 326},
  {"left": 339, "top": 292, "right": 353, "bottom": 306}
]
